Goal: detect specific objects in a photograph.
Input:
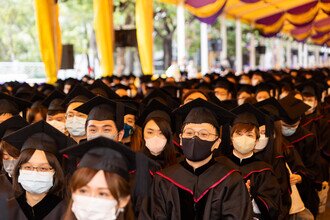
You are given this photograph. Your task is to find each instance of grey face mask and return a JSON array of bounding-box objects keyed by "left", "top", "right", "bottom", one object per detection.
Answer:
[{"left": 2, "top": 159, "right": 18, "bottom": 176}]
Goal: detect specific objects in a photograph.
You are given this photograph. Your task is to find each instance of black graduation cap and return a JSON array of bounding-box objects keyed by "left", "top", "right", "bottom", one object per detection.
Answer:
[
  {"left": 0, "top": 92, "right": 32, "bottom": 115},
  {"left": 89, "top": 79, "right": 121, "bottom": 99},
  {"left": 213, "top": 78, "right": 236, "bottom": 94},
  {"left": 279, "top": 93, "right": 310, "bottom": 124},
  {"left": 296, "top": 80, "right": 323, "bottom": 101},
  {"left": 139, "top": 75, "right": 153, "bottom": 84},
  {"left": 231, "top": 103, "right": 272, "bottom": 137},
  {"left": 142, "top": 88, "right": 180, "bottom": 110},
  {"left": 231, "top": 103, "right": 268, "bottom": 127},
  {"left": 14, "top": 84, "right": 35, "bottom": 101},
  {"left": 2, "top": 120, "right": 76, "bottom": 155},
  {"left": 61, "top": 84, "right": 95, "bottom": 107},
  {"left": 114, "top": 97, "right": 140, "bottom": 116},
  {"left": 171, "top": 98, "right": 236, "bottom": 134},
  {"left": 74, "top": 96, "right": 135, "bottom": 131},
  {"left": 135, "top": 99, "right": 173, "bottom": 128},
  {"left": 42, "top": 89, "right": 66, "bottom": 112},
  {"left": 0, "top": 116, "right": 29, "bottom": 139},
  {"left": 61, "top": 136, "right": 160, "bottom": 196},
  {"left": 254, "top": 82, "right": 272, "bottom": 95},
  {"left": 161, "top": 84, "right": 182, "bottom": 99},
  {"left": 112, "top": 84, "right": 130, "bottom": 91},
  {"left": 237, "top": 84, "right": 255, "bottom": 95},
  {"left": 254, "top": 97, "right": 287, "bottom": 121},
  {"left": 38, "top": 83, "right": 55, "bottom": 95}
]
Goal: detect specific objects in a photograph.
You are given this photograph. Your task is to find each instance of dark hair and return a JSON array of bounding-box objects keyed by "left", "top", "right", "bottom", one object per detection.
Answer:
[
  {"left": 63, "top": 167, "right": 134, "bottom": 220},
  {"left": 0, "top": 141, "right": 20, "bottom": 168},
  {"left": 181, "top": 89, "right": 209, "bottom": 103},
  {"left": 47, "top": 110, "right": 66, "bottom": 116},
  {"left": 27, "top": 106, "right": 47, "bottom": 123},
  {"left": 231, "top": 123, "right": 260, "bottom": 139},
  {"left": 12, "top": 149, "right": 65, "bottom": 198},
  {"left": 142, "top": 117, "right": 177, "bottom": 168}
]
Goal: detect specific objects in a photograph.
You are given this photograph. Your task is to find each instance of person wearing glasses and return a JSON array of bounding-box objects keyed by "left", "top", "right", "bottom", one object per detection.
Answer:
[
  {"left": 2, "top": 121, "right": 75, "bottom": 220},
  {"left": 140, "top": 98, "right": 252, "bottom": 220}
]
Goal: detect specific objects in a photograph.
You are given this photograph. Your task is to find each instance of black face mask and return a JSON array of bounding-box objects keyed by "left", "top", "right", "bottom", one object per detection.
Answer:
[{"left": 182, "top": 137, "right": 217, "bottom": 162}]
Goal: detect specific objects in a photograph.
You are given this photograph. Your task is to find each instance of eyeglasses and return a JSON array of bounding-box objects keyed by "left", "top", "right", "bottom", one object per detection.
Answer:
[
  {"left": 182, "top": 128, "right": 218, "bottom": 140},
  {"left": 20, "top": 165, "right": 54, "bottom": 172}
]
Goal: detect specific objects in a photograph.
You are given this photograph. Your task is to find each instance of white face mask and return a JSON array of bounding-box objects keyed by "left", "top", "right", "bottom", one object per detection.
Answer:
[
  {"left": 18, "top": 170, "right": 54, "bottom": 194},
  {"left": 232, "top": 135, "right": 256, "bottom": 154},
  {"left": 87, "top": 133, "right": 117, "bottom": 141},
  {"left": 72, "top": 194, "right": 122, "bottom": 220},
  {"left": 48, "top": 120, "right": 66, "bottom": 134},
  {"left": 145, "top": 136, "right": 167, "bottom": 156},
  {"left": 2, "top": 159, "right": 18, "bottom": 176},
  {"left": 254, "top": 134, "right": 269, "bottom": 152},
  {"left": 281, "top": 126, "right": 297, "bottom": 137},
  {"left": 66, "top": 116, "right": 86, "bottom": 137}
]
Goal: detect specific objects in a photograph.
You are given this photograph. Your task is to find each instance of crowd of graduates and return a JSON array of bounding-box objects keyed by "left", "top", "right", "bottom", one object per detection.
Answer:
[{"left": 0, "top": 67, "right": 330, "bottom": 220}]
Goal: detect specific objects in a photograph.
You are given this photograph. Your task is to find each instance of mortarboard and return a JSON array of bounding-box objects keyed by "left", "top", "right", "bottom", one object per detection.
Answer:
[
  {"left": 171, "top": 98, "right": 236, "bottom": 134},
  {"left": 89, "top": 79, "right": 121, "bottom": 99},
  {"left": 60, "top": 136, "right": 160, "bottom": 196},
  {"left": 0, "top": 115, "right": 29, "bottom": 139},
  {"left": 135, "top": 99, "right": 173, "bottom": 129},
  {"left": 61, "top": 84, "right": 95, "bottom": 107},
  {"left": 3, "top": 120, "right": 76, "bottom": 155},
  {"left": 74, "top": 96, "right": 135, "bottom": 131},
  {"left": 279, "top": 94, "right": 310, "bottom": 124},
  {"left": 42, "top": 89, "right": 66, "bottom": 112},
  {"left": 0, "top": 92, "right": 31, "bottom": 115}
]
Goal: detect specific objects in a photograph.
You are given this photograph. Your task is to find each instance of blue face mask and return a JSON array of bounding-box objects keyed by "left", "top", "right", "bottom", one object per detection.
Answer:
[
  {"left": 123, "top": 123, "right": 134, "bottom": 138},
  {"left": 281, "top": 126, "right": 297, "bottom": 137}
]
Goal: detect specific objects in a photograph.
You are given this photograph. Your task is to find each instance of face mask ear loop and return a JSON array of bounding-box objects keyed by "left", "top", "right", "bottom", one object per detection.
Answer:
[{"left": 116, "top": 207, "right": 124, "bottom": 217}]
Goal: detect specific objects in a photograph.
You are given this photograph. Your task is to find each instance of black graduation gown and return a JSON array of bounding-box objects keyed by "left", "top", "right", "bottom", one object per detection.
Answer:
[
  {"left": 7, "top": 193, "right": 66, "bottom": 220},
  {"left": 254, "top": 139, "right": 291, "bottom": 220},
  {"left": 282, "top": 128, "right": 320, "bottom": 217},
  {"left": 283, "top": 126, "right": 322, "bottom": 186},
  {"left": 0, "top": 172, "right": 14, "bottom": 220},
  {"left": 0, "top": 172, "right": 14, "bottom": 200},
  {"left": 301, "top": 111, "right": 330, "bottom": 180},
  {"left": 139, "top": 157, "right": 253, "bottom": 220},
  {"left": 228, "top": 153, "right": 281, "bottom": 220}
]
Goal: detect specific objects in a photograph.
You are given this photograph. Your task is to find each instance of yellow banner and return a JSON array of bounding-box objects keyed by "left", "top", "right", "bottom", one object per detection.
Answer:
[
  {"left": 136, "top": 0, "right": 154, "bottom": 75},
  {"left": 34, "top": 0, "right": 62, "bottom": 84},
  {"left": 94, "top": 0, "right": 114, "bottom": 76}
]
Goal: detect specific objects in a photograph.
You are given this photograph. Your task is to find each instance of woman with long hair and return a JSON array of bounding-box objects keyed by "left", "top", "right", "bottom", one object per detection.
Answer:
[{"left": 2, "top": 121, "right": 75, "bottom": 219}]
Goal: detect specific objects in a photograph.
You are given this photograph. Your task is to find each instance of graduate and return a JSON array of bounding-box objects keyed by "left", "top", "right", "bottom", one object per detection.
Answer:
[
  {"left": 228, "top": 103, "right": 281, "bottom": 219},
  {"left": 42, "top": 89, "right": 67, "bottom": 134},
  {"left": 117, "top": 98, "right": 140, "bottom": 148},
  {"left": 62, "top": 84, "right": 95, "bottom": 143},
  {"left": 254, "top": 98, "right": 292, "bottom": 219},
  {"left": 0, "top": 116, "right": 29, "bottom": 203},
  {"left": 74, "top": 96, "right": 135, "bottom": 142},
  {"left": 135, "top": 99, "right": 177, "bottom": 169},
  {"left": 140, "top": 98, "right": 252, "bottom": 220},
  {"left": 298, "top": 81, "right": 330, "bottom": 169},
  {"left": 2, "top": 121, "right": 76, "bottom": 220},
  {"left": 279, "top": 94, "right": 321, "bottom": 217},
  {"left": 0, "top": 92, "right": 31, "bottom": 123},
  {"left": 61, "top": 136, "right": 159, "bottom": 220}
]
